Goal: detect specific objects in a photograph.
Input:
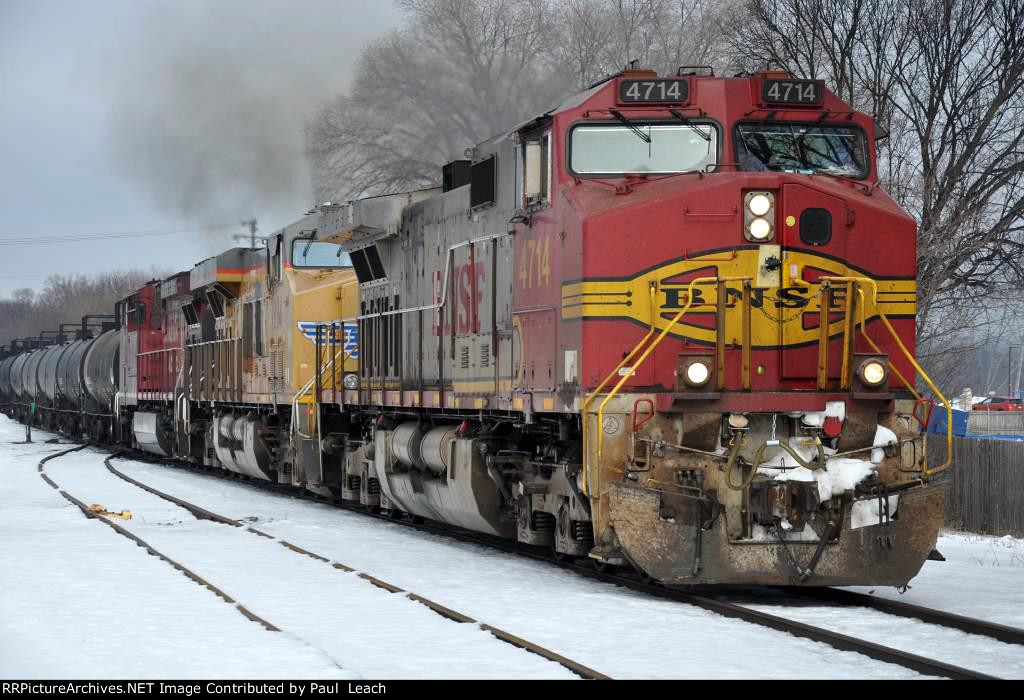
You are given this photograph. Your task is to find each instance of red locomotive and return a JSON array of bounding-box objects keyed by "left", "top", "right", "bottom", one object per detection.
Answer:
[{"left": 319, "top": 67, "right": 948, "bottom": 585}]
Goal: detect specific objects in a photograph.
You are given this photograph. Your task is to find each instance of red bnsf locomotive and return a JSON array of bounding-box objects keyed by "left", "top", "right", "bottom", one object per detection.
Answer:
[
  {"left": 323, "top": 67, "right": 948, "bottom": 586},
  {"left": 0, "top": 69, "right": 951, "bottom": 586}
]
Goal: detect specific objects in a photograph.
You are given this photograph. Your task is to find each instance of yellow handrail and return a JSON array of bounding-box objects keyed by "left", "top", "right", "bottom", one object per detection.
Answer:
[
  {"left": 823, "top": 276, "right": 952, "bottom": 476},
  {"left": 592, "top": 276, "right": 715, "bottom": 494},
  {"left": 291, "top": 343, "right": 353, "bottom": 440},
  {"left": 580, "top": 284, "right": 658, "bottom": 496}
]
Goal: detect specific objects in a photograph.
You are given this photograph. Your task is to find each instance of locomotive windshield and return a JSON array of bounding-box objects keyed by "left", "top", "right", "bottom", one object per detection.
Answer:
[
  {"left": 570, "top": 123, "right": 717, "bottom": 175},
  {"left": 735, "top": 122, "right": 868, "bottom": 178},
  {"left": 291, "top": 239, "right": 353, "bottom": 268}
]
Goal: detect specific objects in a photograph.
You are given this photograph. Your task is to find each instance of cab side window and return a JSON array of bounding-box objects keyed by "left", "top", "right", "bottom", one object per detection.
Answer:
[
  {"left": 519, "top": 130, "right": 551, "bottom": 209},
  {"left": 271, "top": 234, "right": 283, "bottom": 283}
]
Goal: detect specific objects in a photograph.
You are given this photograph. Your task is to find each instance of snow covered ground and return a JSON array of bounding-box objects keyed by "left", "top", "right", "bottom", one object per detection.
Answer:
[{"left": 2, "top": 416, "right": 1022, "bottom": 679}]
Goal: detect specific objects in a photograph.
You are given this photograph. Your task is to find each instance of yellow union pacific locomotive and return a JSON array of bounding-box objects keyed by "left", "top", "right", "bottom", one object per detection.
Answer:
[{"left": 0, "top": 69, "right": 952, "bottom": 586}]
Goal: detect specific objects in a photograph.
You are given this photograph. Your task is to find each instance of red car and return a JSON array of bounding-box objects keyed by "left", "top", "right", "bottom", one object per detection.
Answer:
[{"left": 974, "top": 396, "right": 1024, "bottom": 411}]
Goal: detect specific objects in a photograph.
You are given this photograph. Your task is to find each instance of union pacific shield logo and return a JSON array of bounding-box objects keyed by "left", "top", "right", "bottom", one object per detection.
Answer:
[
  {"left": 297, "top": 321, "right": 359, "bottom": 359},
  {"left": 560, "top": 247, "right": 915, "bottom": 349}
]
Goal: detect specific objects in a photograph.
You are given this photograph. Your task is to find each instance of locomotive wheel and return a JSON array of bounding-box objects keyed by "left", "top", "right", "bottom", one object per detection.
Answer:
[{"left": 550, "top": 542, "right": 572, "bottom": 562}]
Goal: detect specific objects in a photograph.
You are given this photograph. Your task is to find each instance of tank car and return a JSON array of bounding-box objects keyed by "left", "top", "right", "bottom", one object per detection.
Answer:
[
  {"left": 80, "top": 327, "right": 120, "bottom": 441},
  {"left": 0, "top": 352, "right": 15, "bottom": 401},
  {"left": 55, "top": 335, "right": 91, "bottom": 434},
  {"left": 7, "top": 352, "right": 29, "bottom": 408},
  {"left": 0, "top": 319, "right": 121, "bottom": 439},
  {"left": 35, "top": 341, "right": 71, "bottom": 430}
]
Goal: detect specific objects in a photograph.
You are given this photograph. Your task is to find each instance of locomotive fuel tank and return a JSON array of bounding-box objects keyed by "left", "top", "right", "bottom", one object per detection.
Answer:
[
  {"left": 212, "top": 413, "right": 274, "bottom": 480},
  {"left": 372, "top": 423, "right": 515, "bottom": 537},
  {"left": 133, "top": 411, "right": 173, "bottom": 456}
]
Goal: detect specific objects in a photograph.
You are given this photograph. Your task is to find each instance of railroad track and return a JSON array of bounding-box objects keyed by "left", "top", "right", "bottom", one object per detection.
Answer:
[
  {"left": 42, "top": 441, "right": 1019, "bottom": 679},
  {"left": 397, "top": 521, "right": 1009, "bottom": 681},
  {"left": 38, "top": 444, "right": 608, "bottom": 680},
  {"left": 110, "top": 447, "right": 1017, "bottom": 680},
  {"left": 778, "top": 587, "right": 1024, "bottom": 647}
]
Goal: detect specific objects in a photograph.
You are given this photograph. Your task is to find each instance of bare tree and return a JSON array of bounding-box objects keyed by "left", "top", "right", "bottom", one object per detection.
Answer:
[
  {"left": 726, "top": 0, "right": 1024, "bottom": 353},
  {"left": 306, "top": 0, "right": 732, "bottom": 202},
  {"left": 306, "top": 0, "right": 569, "bottom": 202},
  {"left": 550, "top": 0, "right": 731, "bottom": 85},
  {"left": 0, "top": 270, "right": 166, "bottom": 346}
]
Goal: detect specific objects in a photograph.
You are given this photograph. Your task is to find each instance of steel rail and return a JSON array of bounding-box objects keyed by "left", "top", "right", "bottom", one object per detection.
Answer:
[
  {"left": 37, "top": 445, "right": 283, "bottom": 634},
  {"left": 780, "top": 586, "right": 1024, "bottom": 647},
  {"left": 101, "top": 453, "right": 610, "bottom": 680},
  {"left": 110, "top": 447, "right": 999, "bottom": 680},
  {"left": 397, "top": 522, "right": 999, "bottom": 680}
]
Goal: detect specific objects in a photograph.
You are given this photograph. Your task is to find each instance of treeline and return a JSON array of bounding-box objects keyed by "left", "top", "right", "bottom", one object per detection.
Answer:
[
  {"left": 305, "top": 0, "right": 1024, "bottom": 394},
  {"left": 0, "top": 271, "right": 163, "bottom": 346}
]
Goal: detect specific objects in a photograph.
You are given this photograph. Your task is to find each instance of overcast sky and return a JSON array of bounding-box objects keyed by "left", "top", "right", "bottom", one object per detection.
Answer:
[{"left": 0, "top": 0, "right": 401, "bottom": 296}]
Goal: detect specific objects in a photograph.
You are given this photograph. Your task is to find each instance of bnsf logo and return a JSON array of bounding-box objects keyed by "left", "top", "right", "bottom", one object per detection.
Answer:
[
  {"left": 560, "top": 249, "right": 915, "bottom": 348},
  {"left": 433, "top": 262, "right": 485, "bottom": 336},
  {"left": 662, "top": 284, "right": 854, "bottom": 310}
]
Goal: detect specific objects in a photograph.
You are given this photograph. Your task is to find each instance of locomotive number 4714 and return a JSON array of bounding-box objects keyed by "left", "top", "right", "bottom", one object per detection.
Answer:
[
  {"left": 518, "top": 235, "right": 551, "bottom": 289},
  {"left": 618, "top": 78, "right": 689, "bottom": 103}
]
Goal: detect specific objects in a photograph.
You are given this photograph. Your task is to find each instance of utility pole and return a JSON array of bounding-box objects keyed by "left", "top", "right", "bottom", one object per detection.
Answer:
[
  {"left": 1010, "top": 345, "right": 1018, "bottom": 396},
  {"left": 1014, "top": 340, "right": 1024, "bottom": 398},
  {"left": 234, "top": 218, "right": 258, "bottom": 248}
]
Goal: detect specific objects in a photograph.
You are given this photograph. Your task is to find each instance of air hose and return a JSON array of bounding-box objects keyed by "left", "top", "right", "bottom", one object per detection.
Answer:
[{"left": 725, "top": 433, "right": 827, "bottom": 491}]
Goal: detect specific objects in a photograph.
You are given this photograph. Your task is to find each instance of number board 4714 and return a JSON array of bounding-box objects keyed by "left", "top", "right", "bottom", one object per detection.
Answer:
[
  {"left": 761, "top": 79, "right": 824, "bottom": 106},
  {"left": 618, "top": 78, "right": 689, "bottom": 104}
]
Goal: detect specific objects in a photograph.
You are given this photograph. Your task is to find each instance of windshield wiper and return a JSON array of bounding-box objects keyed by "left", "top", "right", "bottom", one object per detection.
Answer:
[
  {"left": 668, "top": 109, "right": 711, "bottom": 142},
  {"left": 609, "top": 109, "right": 651, "bottom": 143},
  {"left": 302, "top": 228, "right": 319, "bottom": 258}
]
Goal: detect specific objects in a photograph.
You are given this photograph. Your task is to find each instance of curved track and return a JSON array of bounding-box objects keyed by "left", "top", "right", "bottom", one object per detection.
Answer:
[
  {"left": 39, "top": 445, "right": 608, "bottom": 680},
  {"left": 108, "top": 448, "right": 1017, "bottom": 680}
]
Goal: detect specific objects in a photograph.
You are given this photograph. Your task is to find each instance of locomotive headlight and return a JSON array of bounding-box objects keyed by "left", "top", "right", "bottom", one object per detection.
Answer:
[
  {"left": 343, "top": 373, "right": 360, "bottom": 390},
  {"left": 684, "top": 360, "right": 711, "bottom": 387},
  {"left": 858, "top": 360, "right": 887, "bottom": 387},
  {"left": 744, "top": 191, "right": 776, "bottom": 242},
  {"left": 748, "top": 193, "right": 773, "bottom": 217},
  {"left": 747, "top": 217, "right": 773, "bottom": 240}
]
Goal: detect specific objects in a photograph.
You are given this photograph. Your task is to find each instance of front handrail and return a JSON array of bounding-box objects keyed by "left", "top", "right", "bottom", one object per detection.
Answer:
[
  {"left": 822, "top": 276, "right": 952, "bottom": 476},
  {"left": 589, "top": 276, "right": 714, "bottom": 497},
  {"left": 580, "top": 284, "right": 658, "bottom": 496},
  {"left": 291, "top": 340, "right": 353, "bottom": 441}
]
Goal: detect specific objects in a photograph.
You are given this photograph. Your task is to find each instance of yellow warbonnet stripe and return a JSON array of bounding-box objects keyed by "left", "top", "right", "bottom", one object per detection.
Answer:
[{"left": 562, "top": 249, "right": 915, "bottom": 347}]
